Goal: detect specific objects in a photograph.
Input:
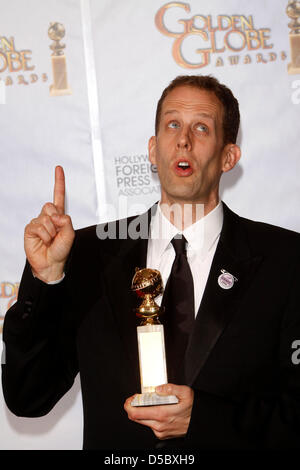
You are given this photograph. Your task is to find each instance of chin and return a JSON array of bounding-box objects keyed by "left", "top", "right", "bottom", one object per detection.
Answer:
[
  {"left": 165, "top": 191, "right": 199, "bottom": 203},
  {"left": 161, "top": 178, "right": 202, "bottom": 202}
]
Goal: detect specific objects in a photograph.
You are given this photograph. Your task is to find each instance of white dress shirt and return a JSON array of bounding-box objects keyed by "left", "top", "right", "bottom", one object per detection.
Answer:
[{"left": 147, "top": 201, "right": 224, "bottom": 317}]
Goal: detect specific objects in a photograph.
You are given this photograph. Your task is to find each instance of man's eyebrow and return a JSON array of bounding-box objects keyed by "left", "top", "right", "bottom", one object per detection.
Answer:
[{"left": 163, "top": 110, "right": 215, "bottom": 120}]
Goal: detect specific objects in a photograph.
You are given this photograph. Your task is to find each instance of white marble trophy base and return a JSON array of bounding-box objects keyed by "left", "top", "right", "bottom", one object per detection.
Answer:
[{"left": 131, "top": 392, "right": 179, "bottom": 407}]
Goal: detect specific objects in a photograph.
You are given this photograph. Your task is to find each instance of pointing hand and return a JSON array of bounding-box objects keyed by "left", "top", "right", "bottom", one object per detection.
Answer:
[{"left": 24, "top": 166, "right": 75, "bottom": 282}]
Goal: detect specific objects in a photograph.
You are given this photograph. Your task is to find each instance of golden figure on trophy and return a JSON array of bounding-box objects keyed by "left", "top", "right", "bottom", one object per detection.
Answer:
[
  {"left": 131, "top": 268, "right": 178, "bottom": 407},
  {"left": 48, "top": 22, "right": 72, "bottom": 96},
  {"left": 286, "top": 0, "right": 300, "bottom": 74}
]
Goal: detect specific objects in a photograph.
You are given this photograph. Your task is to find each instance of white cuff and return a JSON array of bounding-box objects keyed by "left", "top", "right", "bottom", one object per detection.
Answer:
[
  {"left": 32, "top": 270, "right": 65, "bottom": 284},
  {"left": 47, "top": 273, "right": 65, "bottom": 284}
]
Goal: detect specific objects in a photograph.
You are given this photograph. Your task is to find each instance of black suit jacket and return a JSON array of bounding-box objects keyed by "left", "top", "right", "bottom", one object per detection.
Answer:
[{"left": 2, "top": 203, "right": 300, "bottom": 449}]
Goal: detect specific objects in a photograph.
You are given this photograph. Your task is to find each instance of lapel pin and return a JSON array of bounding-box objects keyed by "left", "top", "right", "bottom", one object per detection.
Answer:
[{"left": 218, "top": 269, "right": 238, "bottom": 290}]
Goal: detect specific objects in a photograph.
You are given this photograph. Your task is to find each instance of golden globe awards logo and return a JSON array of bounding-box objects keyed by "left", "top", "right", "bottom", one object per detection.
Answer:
[
  {"left": 0, "top": 36, "right": 48, "bottom": 87},
  {"left": 0, "top": 24, "right": 72, "bottom": 97},
  {"left": 155, "top": 2, "right": 287, "bottom": 68}
]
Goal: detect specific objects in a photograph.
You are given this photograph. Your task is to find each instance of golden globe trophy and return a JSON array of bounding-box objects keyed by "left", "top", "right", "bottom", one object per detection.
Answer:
[
  {"left": 286, "top": 1, "right": 300, "bottom": 74},
  {"left": 48, "top": 22, "right": 72, "bottom": 96},
  {"left": 131, "top": 268, "right": 178, "bottom": 407}
]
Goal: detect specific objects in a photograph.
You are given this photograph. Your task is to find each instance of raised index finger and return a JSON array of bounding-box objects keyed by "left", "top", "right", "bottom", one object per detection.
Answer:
[{"left": 53, "top": 165, "right": 65, "bottom": 214}]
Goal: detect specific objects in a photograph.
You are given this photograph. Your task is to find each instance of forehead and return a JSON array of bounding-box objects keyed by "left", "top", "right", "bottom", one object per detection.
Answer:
[{"left": 161, "top": 85, "right": 223, "bottom": 121}]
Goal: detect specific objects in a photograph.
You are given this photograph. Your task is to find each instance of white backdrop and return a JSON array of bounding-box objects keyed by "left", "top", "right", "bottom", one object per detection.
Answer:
[{"left": 0, "top": 0, "right": 299, "bottom": 449}]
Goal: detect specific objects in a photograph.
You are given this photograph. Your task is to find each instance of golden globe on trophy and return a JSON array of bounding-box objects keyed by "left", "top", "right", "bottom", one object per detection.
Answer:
[
  {"left": 48, "top": 22, "right": 72, "bottom": 96},
  {"left": 286, "top": 0, "right": 300, "bottom": 74},
  {"left": 130, "top": 268, "right": 178, "bottom": 407}
]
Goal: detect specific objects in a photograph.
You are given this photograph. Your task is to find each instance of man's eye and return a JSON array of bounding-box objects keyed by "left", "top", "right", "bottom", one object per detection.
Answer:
[
  {"left": 195, "top": 124, "right": 208, "bottom": 132},
  {"left": 168, "top": 121, "right": 180, "bottom": 129}
]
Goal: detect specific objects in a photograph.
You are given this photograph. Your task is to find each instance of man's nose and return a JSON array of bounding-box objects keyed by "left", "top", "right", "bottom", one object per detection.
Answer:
[{"left": 176, "top": 127, "right": 192, "bottom": 151}]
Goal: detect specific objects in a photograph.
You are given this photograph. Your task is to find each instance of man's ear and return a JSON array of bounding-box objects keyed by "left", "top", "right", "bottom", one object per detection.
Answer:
[
  {"left": 222, "top": 144, "right": 241, "bottom": 173},
  {"left": 148, "top": 136, "right": 157, "bottom": 165}
]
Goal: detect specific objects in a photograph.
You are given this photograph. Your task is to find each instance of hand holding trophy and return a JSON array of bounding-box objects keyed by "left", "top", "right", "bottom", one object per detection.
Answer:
[{"left": 131, "top": 268, "right": 178, "bottom": 407}]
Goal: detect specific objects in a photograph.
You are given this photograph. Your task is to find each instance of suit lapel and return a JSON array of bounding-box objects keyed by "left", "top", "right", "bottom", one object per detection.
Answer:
[
  {"left": 185, "top": 204, "right": 263, "bottom": 386},
  {"left": 99, "top": 209, "right": 152, "bottom": 383}
]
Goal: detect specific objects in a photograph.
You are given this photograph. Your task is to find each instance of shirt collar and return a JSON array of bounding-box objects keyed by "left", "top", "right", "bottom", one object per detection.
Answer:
[{"left": 150, "top": 201, "right": 224, "bottom": 262}]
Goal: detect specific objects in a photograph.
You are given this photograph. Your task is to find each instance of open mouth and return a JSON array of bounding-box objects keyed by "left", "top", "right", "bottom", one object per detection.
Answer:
[
  {"left": 177, "top": 161, "right": 190, "bottom": 170},
  {"left": 174, "top": 160, "right": 193, "bottom": 176}
]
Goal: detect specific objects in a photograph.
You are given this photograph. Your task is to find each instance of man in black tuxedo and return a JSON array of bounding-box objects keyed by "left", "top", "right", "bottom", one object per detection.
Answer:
[{"left": 2, "top": 75, "right": 300, "bottom": 450}]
